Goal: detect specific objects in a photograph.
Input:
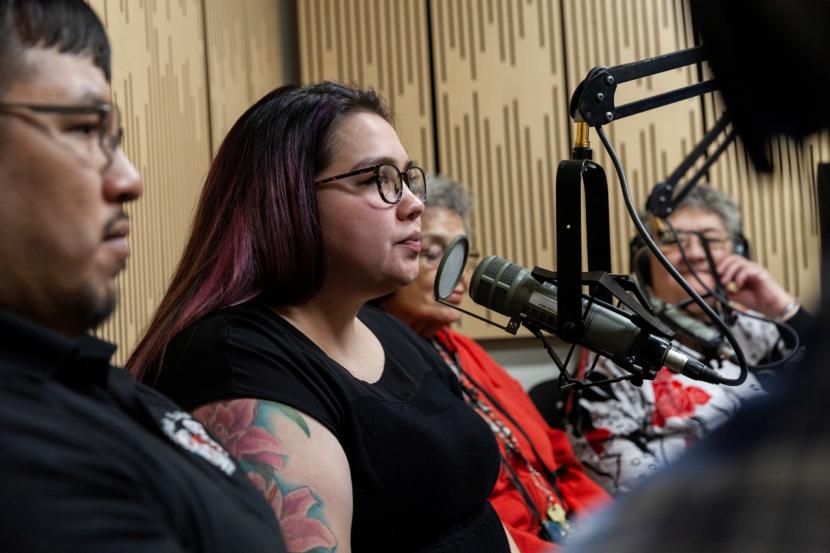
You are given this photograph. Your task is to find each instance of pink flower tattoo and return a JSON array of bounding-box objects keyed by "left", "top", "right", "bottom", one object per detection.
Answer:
[
  {"left": 193, "top": 401, "right": 287, "bottom": 469},
  {"left": 249, "top": 472, "right": 337, "bottom": 553}
]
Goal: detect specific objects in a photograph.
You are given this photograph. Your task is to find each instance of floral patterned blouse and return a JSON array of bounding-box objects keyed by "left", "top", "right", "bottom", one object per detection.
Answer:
[{"left": 568, "top": 312, "right": 793, "bottom": 494}]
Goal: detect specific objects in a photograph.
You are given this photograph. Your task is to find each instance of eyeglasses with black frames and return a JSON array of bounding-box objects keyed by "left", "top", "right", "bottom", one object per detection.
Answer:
[
  {"left": 0, "top": 102, "right": 123, "bottom": 170},
  {"left": 315, "top": 163, "right": 427, "bottom": 204}
]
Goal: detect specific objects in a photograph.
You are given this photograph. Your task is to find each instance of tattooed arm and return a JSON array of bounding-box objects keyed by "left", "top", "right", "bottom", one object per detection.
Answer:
[{"left": 193, "top": 399, "right": 351, "bottom": 553}]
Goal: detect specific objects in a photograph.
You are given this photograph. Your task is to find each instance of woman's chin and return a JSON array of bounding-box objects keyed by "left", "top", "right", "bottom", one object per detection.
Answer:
[
  {"left": 394, "top": 267, "right": 421, "bottom": 288},
  {"left": 423, "top": 307, "right": 462, "bottom": 330},
  {"left": 442, "top": 308, "right": 463, "bottom": 326}
]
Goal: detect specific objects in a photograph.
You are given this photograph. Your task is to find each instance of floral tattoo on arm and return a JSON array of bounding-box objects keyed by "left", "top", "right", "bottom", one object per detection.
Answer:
[{"left": 194, "top": 400, "right": 338, "bottom": 553}]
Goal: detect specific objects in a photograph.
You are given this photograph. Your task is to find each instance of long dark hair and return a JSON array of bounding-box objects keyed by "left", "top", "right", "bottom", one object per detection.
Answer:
[{"left": 128, "top": 82, "right": 390, "bottom": 381}]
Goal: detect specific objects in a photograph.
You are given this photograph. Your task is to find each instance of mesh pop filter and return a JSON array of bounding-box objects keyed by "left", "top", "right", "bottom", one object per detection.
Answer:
[{"left": 434, "top": 234, "right": 469, "bottom": 300}]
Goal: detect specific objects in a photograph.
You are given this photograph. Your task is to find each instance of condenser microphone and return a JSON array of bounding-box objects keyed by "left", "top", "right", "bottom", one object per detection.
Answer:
[{"left": 469, "top": 255, "right": 724, "bottom": 383}]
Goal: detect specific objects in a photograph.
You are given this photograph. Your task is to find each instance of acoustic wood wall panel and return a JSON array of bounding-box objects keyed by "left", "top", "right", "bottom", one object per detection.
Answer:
[
  {"left": 203, "top": 0, "right": 295, "bottom": 152},
  {"left": 203, "top": 0, "right": 250, "bottom": 150},
  {"left": 702, "top": 93, "right": 826, "bottom": 305},
  {"left": 87, "top": 0, "right": 211, "bottom": 364},
  {"left": 87, "top": 1, "right": 290, "bottom": 364},
  {"left": 431, "top": 0, "right": 571, "bottom": 338},
  {"left": 560, "top": 0, "right": 702, "bottom": 273},
  {"left": 298, "top": 0, "right": 825, "bottom": 339},
  {"left": 298, "top": 0, "right": 435, "bottom": 170}
]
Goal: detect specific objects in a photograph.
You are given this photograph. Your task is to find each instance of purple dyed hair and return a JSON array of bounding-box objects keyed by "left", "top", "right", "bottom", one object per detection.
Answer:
[{"left": 128, "top": 82, "right": 391, "bottom": 381}]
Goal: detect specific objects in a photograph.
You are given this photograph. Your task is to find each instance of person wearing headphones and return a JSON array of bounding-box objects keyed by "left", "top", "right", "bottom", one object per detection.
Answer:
[{"left": 562, "top": 184, "right": 812, "bottom": 495}]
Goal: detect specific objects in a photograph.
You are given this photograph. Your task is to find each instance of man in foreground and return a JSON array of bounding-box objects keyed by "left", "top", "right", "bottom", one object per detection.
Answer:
[{"left": 0, "top": 1, "right": 286, "bottom": 550}]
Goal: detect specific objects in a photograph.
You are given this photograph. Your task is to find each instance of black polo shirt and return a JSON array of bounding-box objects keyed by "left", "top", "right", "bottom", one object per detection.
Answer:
[{"left": 0, "top": 308, "right": 286, "bottom": 552}]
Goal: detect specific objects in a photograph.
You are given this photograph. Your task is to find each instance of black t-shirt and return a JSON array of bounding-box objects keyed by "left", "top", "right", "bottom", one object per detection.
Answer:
[
  {"left": 153, "top": 303, "right": 508, "bottom": 552},
  {"left": 0, "top": 308, "right": 286, "bottom": 553}
]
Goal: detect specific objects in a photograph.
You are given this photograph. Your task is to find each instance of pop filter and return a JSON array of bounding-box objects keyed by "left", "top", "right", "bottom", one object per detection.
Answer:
[{"left": 434, "top": 234, "right": 469, "bottom": 300}]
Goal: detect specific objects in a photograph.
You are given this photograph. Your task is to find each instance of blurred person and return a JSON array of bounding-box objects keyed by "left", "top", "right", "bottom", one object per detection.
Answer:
[
  {"left": 562, "top": 185, "right": 813, "bottom": 494},
  {"left": 379, "top": 176, "right": 609, "bottom": 553},
  {"left": 0, "top": 1, "right": 286, "bottom": 551},
  {"left": 129, "top": 83, "right": 519, "bottom": 553},
  {"left": 565, "top": 1, "right": 830, "bottom": 550}
]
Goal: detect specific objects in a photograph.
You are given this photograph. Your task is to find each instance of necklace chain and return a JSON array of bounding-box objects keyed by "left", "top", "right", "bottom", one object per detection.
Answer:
[{"left": 431, "top": 339, "right": 571, "bottom": 534}]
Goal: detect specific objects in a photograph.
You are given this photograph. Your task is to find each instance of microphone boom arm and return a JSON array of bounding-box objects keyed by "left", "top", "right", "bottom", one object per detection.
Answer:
[{"left": 571, "top": 46, "right": 714, "bottom": 126}]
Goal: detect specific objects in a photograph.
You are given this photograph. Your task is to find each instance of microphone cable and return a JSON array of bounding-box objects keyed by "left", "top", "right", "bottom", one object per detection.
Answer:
[
  {"left": 594, "top": 125, "right": 749, "bottom": 386},
  {"left": 659, "top": 218, "right": 802, "bottom": 370}
]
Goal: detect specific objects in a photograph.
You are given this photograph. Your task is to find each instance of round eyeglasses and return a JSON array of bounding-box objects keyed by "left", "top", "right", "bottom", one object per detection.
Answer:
[
  {"left": 0, "top": 102, "right": 123, "bottom": 170},
  {"left": 315, "top": 163, "right": 427, "bottom": 204}
]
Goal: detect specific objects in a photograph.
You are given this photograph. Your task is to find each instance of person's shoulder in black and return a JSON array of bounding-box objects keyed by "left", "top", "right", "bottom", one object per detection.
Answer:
[
  {"left": 154, "top": 300, "right": 350, "bottom": 435},
  {"left": 151, "top": 300, "right": 507, "bottom": 552},
  {"left": 154, "top": 302, "right": 463, "bottom": 428},
  {"left": 0, "top": 308, "right": 286, "bottom": 553}
]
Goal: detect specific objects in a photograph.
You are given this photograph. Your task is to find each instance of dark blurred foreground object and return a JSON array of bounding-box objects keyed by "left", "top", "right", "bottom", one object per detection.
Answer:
[
  {"left": 692, "top": 0, "right": 830, "bottom": 171},
  {"left": 563, "top": 311, "right": 826, "bottom": 553}
]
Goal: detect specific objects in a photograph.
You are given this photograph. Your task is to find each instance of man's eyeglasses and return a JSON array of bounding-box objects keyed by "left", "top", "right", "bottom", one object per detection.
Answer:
[
  {"left": 420, "top": 241, "right": 481, "bottom": 271},
  {"left": 657, "top": 229, "right": 732, "bottom": 252},
  {"left": 315, "top": 163, "right": 427, "bottom": 204},
  {"left": 0, "top": 102, "right": 123, "bottom": 170}
]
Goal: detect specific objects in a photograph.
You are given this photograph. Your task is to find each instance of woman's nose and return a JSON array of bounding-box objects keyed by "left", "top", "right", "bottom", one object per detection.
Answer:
[
  {"left": 397, "top": 184, "right": 425, "bottom": 220},
  {"left": 684, "top": 234, "right": 708, "bottom": 260}
]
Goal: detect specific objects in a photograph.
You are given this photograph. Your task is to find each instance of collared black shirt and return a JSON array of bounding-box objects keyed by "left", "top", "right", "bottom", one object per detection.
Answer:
[{"left": 0, "top": 309, "right": 286, "bottom": 552}]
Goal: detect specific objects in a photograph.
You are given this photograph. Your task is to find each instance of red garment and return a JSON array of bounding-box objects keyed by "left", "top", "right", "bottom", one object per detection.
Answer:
[{"left": 436, "top": 329, "right": 609, "bottom": 553}]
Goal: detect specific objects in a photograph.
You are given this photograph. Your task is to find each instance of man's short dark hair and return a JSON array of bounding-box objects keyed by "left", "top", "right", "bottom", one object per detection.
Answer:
[{"left": 0, "top": 0, "right": 111, "bottom": 94}]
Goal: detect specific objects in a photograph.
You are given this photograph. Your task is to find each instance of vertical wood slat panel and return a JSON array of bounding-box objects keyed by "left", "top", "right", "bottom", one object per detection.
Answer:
[
  {"left": 204, "top": 0, "right": 290, "bottom": 153},
  {"left": 89, "top": 1, "right": 289, "bottom": 364},
  {"left": 297, "top": 0, "right": 434, "bottom": 173},
  {"left": 203, "top": 0, "right": 250, "bottom": 151},
  {"left": 297, "top": 0, "right": 823, "bottom": 340},
  {"left": 431, "top": 0, "right": 570, "bottom": 338},
  {"left": 702, "top": 93, "right": 826, "bottom": 307},
  {"left": 246, "top": 1, "right": 290, "bottom": 104},
  {"left": 87, "top": 0, "right": 211, "bottom": 364}
]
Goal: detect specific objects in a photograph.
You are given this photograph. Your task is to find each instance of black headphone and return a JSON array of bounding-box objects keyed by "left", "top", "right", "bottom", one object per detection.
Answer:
[{"left": 629, "top": 229, "right": 750, "bottom": 286}]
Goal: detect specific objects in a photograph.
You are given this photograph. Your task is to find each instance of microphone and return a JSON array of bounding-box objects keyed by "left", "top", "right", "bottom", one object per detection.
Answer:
[
  {"left": 656, "top": 300, "right": 737, "bottom": 363},
  {"left": 469, "top": 255, "right": 724, "bottom": 384}
]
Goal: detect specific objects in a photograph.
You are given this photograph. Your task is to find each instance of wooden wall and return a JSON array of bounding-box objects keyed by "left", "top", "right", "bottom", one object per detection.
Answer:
[
  {"left": 299, "top": 0, "right": 436, "bottom": 170},
  {"left": 84, "top": 1, "right": 825, "bottom": 356},
  {"left": 298, "top": 0, "right": 824, "bottom": 339},
  {"left": 86, "top": 0, "right": 295, "bottom": 363}
]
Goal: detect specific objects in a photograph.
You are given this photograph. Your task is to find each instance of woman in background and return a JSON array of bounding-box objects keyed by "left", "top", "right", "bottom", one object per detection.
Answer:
[
  {"left": 380, "top": 176, "right": 609, "bottom": 552},
  {"left": 562, "top": 185, "right": 813, "bottom": 494},
  {"left": 129, "top": 83, "right": 517, "bottom": 553}
]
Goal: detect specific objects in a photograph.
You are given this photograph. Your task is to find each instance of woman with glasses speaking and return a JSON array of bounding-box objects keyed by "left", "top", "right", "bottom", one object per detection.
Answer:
[{"left": 128, "top": 82, "right": 518, "bottom": 553}]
